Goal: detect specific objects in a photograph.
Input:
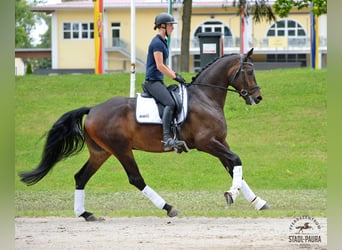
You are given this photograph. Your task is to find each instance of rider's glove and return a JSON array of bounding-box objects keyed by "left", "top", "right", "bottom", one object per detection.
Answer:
[{"left": 173, "top": 73, "right": 186, "bottom": 85}]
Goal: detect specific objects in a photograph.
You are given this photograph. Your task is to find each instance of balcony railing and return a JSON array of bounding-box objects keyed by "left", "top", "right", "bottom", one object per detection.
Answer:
[
  {"left": 171, "top": 36, "right": 327, "bottom": 51},
  {"left": 112, "top": 37, "right": 128, "bottom": 48},
  {"left": 107, "top": 36, "right": 327, "bottom": 57}
]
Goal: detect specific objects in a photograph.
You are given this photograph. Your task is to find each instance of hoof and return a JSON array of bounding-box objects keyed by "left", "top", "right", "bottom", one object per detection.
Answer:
[
  {"left": 224, "top": 192, "right": 234, "bottom": 206},
  {"left": 85, "top": 214, "right": 104, "bottom": 222},
  {"left": 167, "top": 206, "right": 179, "bottom": 217},
  {"left": 224, "top": 190, "right": 239, "bottom": 206},
  {"left": 259, "top": 203, "right": 270, "bottom": 210},
  {"left": 81, "top": 211, "right": 105, "bottom": 222}
]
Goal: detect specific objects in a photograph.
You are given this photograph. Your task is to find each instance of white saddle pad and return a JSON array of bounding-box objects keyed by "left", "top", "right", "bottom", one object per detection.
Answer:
[{"left": 136, "top": 85, "right": 188, "bottom": 124}]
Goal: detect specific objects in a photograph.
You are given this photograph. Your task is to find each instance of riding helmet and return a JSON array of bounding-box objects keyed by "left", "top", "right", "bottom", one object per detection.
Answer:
[{"left": 154, "top": 13, "right": 177, "bottom": 30}]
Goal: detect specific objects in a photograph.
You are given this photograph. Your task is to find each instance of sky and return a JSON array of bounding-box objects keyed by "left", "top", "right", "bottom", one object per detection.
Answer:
[{"left": 30, "top": 0, "right": 62, "bottom": 45}]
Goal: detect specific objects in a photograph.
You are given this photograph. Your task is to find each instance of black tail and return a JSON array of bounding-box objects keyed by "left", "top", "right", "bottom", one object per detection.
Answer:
[{"left": 19, "top": 107, "right": 91, "bottom": 186}]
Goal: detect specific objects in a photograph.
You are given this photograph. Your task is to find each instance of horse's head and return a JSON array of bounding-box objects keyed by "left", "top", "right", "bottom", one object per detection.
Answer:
[{"left": 229, "top": 48, "right": 262, "bottom": 105}]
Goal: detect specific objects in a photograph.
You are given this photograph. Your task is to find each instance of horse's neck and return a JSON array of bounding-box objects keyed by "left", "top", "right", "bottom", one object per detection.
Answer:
[{"left": 192, "top": 64, "right": 231, "bottom": 107}]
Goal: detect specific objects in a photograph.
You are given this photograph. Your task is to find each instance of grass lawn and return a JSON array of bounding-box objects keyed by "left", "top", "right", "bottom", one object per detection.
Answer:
[{"left": 15, "top": 68, "right": 327, "bottom": 217}]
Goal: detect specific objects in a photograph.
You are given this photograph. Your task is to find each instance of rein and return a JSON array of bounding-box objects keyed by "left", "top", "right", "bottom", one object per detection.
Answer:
[
  {"left": 189, "top": 54, "right": 259, "bottom": 97},
  {"left": 189, "top": 83, "right": 241, "bottom": 94}
]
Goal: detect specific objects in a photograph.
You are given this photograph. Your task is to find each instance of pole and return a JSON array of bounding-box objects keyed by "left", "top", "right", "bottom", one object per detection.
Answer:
[
  {"left": 167, "top": 0, "right": 173, "bottom": 68},
  {"left": 240, "top": 2, "right": 245, "bottom": 54},
  {"left": 93, "top": 0, "right": 103, "bottom": 74},
  {"left": 315, "top": 15, "right": 319, "bottom": 69},
  {"left": 130, "top": 0, "right": 136, "bottom": 97},
  {"left": 311, "top": 12, "right": 316, "bottom": 69}
]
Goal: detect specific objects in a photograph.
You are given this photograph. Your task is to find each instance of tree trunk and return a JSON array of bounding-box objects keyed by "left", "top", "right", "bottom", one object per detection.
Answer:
[{"left": 180, "top": 0, "right": 192, "bottom": 72}]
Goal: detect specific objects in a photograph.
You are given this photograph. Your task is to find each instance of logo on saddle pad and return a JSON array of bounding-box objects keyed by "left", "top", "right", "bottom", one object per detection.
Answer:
[{"left": 136, "top": 85, "right": 188, "bottom": 124}]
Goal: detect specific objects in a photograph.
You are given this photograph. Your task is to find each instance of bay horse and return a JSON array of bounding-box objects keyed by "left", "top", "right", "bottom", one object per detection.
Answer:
[{"left": 19, "top": 48, "right": 269, "bottom": 221}]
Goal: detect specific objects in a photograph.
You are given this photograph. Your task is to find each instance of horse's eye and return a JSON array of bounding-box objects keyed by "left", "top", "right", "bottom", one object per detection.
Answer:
[{"left": 247, "top": 69, "right": 254, "bottom": 76}]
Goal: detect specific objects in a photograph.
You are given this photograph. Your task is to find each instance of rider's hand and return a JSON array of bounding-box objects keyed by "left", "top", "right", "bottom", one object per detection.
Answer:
[{"left": 173, "top": 73, "right": 186, "bottom": 85}]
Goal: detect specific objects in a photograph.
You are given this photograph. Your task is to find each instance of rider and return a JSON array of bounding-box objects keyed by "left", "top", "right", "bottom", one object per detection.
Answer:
[{"left": 144, "top": 13, "right": 186, "bottom": 151}]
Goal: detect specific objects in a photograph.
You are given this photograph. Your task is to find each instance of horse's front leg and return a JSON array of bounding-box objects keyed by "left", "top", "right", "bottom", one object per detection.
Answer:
[
  {"left": 201, "top": 138, "right": 269, "bottom": 210},
  {"left": 220, "top": 149, "right": 243, "bottom": 205},
  {"left": 219, "top": 149, "right": 269, "bottom": 211},
  {"left": 239, "top": 179, "right": 269, "bottom": 210}
]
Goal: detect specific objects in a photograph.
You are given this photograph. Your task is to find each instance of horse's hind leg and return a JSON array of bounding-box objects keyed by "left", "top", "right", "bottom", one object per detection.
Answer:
[
  {"left": 74, "top": 148, "right": 110, "bottom": 221},
  {"left": 115, "top": 149, "right": 178, "bottom": 217}
]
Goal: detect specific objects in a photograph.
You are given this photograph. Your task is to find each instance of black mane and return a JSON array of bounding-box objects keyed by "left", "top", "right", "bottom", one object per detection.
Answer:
[{"left": 190, "top": 53, "right": 238, "bottom": 84}]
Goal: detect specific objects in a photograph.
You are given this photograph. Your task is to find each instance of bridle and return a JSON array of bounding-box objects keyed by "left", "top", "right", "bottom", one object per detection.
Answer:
[{"left": 190, "top": 54, "right": 260, "bottom": 97}]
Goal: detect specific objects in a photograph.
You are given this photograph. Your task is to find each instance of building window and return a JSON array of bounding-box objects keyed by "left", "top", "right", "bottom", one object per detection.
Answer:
[
  {"left": 266, "top": 19, "right": 307, "bottom": 46},
  {"left": 63, "top": 22, "right": 94, "bottom": 40},
  {"left": 111, "top": 22, "right": 121, "bottom": 47},
  {"left": 267, "top": 19, "right": 306, "bottom": 37},
  {"left": 194, "top": 21, "right": 233, "bottom": 47},
  {"left": 266, "top": 19, "right": 308, "bottom": 66}
]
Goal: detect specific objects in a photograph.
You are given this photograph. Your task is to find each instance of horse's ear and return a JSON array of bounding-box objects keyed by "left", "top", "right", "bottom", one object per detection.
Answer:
[
  {"left": 247, "top": 48, "right": 254, "bottom": 58},
  {"left": 244, "top": 48, "right": 254, "bottom": 62}
]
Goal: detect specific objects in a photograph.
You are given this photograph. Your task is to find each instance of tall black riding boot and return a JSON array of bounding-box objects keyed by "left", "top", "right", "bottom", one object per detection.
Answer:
[{"left": 162, "top": 106, "right": 184, "bottom": 150}]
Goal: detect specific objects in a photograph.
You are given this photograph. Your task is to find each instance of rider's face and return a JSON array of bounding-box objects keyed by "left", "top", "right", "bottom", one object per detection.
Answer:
[{"left": 166, "top": 23, "right": 174, "bottom": 34}]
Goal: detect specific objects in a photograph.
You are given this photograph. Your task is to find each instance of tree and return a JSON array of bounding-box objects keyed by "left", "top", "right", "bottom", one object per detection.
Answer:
[
  {"left": 15, "top": 0, "right": 35, "bottom": 47},
  {"left": 231, "top": 0, "right": 327, "bottom": 22},
  {"left": 273, "top": 0, "right": 327, "bottom": 17},
  {"left": 36, "top": 15, "right": 51, "bottom": 48},
  {"left": 26, "top": 62, "right": 33, "bottom": 74},
  {"left": 15, "top": 0, "right": 52, "bottom": 70},
  {"left": 15, "top": 0, "right": 48, "bottom": 48},
  {"left": 180, "top": 0, "right": 192, "bottom": 72},
  {"left": 34, "top": 16, "right": 52, "bottom": 69},
  {"left": 34, "top": 16, "right": 52, "bottom": 70},
  {"left": 232, "top": 0, "right": 276, "bottom": 23}
]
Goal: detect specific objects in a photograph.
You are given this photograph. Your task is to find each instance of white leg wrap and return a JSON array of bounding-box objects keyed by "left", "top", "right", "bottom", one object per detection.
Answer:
[
  {"left": 231, "top": 165, "right": 242, "bottom": 190},
  {"left": 142, "top": 185, "right": 166, "bottom": 209},
  {"left": 252, "top": 196, "right": 267, "bottom": 210},
  {"left": 225, "top": 166, "right": 243, "bottom": 203},
  {"left": 240, "top": 180, "right": 268, "bottom": 210},
  {"left": 74, "top": 189, "right": 85, "bottom": 217},
  {"left": 240, "top": 179, "right": 256, "bottom": 202}
]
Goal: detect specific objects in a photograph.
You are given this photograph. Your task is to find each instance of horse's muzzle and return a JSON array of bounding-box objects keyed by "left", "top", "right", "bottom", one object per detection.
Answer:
[
  {"left": 246, "top": 95, "right": 262, "bottom": 105},
  {"left": 254, "top": 95, "right": 263, "bottom": 104}
]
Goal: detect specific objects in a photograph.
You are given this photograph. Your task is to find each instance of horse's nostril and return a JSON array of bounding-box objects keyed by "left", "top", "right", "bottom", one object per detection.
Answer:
[{"left": 256, "top": 96, "right": 262, "bottom": 103}]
